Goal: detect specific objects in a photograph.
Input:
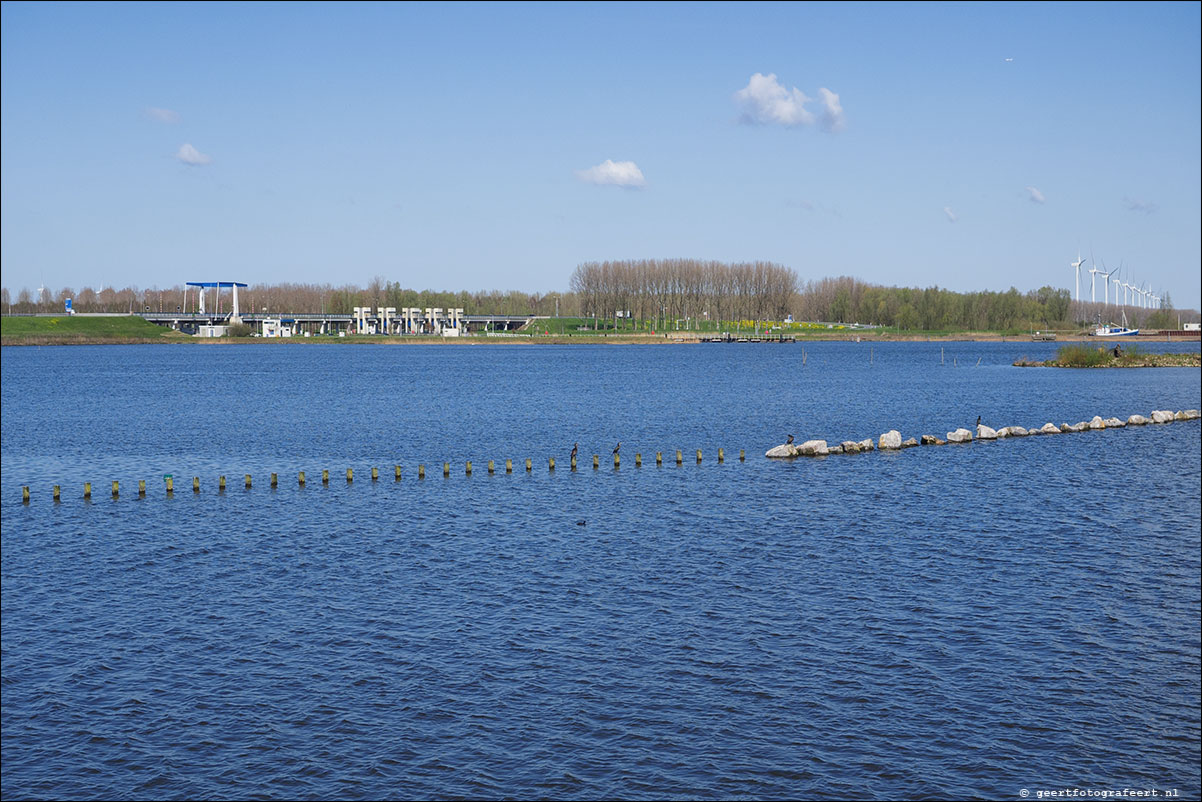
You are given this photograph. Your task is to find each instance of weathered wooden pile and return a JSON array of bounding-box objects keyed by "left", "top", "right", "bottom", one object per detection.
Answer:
[{"left": 766, "top": 408, "right": 1201, "bottom": 457}]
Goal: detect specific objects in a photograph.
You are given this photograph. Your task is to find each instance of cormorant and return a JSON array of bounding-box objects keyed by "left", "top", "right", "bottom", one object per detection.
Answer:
[
  {"left": 613, "top": 442, "right": 621, "bottom": 455},
  {"left": 570, "top": 442, "right": 578, "bottom": 460},
  {"left": 787, "top": 434, "right": 795, "bottom": 444},
  {"left": 976, "top": 416, "right": 982, "bottom": 427}
]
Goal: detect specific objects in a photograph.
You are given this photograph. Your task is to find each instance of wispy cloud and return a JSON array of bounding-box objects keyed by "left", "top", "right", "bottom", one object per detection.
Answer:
[
  {"left": 146, "top": 107, "right": 180, "bottom": 124},
  {"left": 818, "top": 88, "right": 845, "bottom": 133},
  {"left": 576, "top": 159, "right": 646, "bottom": 188},
  {"left": 735, "top": 73, "right": 814, "bottom": 127},
  {"left": 176, "top": 143, "right": 211, "bottom": 166},
  {"left": 1123, "top": 196, "right": 1158, "bottom": 214},
  {"left": 944, "top": 206, "right": 958, "bottom": 223},
  {"left": 1025, "top": 186, "right": 1045, "bottom": 204}
]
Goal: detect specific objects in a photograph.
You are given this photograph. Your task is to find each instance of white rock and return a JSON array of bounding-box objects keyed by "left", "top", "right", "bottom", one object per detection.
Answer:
[
  {"left": 1040, "top": 423, "right": 1061, "bottom": 434},
  {"left": 1088, "top": 415, "right": 1106, "bottom": 430},
  {"left": 858, "top": 438, "right": 875, "bottom": 451},
  {"left": 1179, "top": 409, "right": 1200, "bottom": 420},
  {"left": 1006, "top": 426, "right": 1029, "bottom": 437},
  {"left": 902, "top": 437, "right": 919, "bottom": 448},
  {"left": 798, "top": 439, "right": 829, "bottom": 456},
  {"left": 1064, "top": 422, "right": 1088, "bottom": 432},
  {"left": 995, "top": 427, "right": 1011, "bottom": 438},
  {"left": 878, "top": 430, "right": 903, "bottom": 450},
  {"left": 1150, "top": 410, "right": 1174, "bottom": 424},
  {"left": 1103, "top": 417, "right": 1125, "bottom": 427},
  {"left": 766, "top": 444, "right": 799, "bottom": 458},
  {"left": 841, "top": 441, "right": 862, "bottom": 454},
  {"left": 946, "top": 428, "right": 973, "bottom": 443},
  {"left": 1127, "top": 414, "right": 1149, "bottom": 426},
  {"left": 976, "top": 425, "right": 998, "bottom": 440}
]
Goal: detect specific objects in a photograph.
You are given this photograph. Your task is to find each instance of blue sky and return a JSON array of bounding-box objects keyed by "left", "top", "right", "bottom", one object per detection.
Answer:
[{"left": 3, "top": 1, "right": 1199, "bottom": 309}]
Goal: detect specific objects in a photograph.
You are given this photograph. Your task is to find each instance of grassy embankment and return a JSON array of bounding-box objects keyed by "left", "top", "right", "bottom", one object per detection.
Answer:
[
  {"left": 1014, "top": 344, "right": 1201, "bottom": 368},
  {"left": 1, "top": 315, "right": 188, "bottom": 345}
]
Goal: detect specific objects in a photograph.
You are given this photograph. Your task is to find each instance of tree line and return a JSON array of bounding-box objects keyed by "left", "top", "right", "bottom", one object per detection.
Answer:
[{"left": 1, "top": 264, "right": 1191, "bottom": 331}]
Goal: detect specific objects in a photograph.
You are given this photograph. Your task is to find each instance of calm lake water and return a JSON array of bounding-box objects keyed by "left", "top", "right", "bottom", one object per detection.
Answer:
[{"left": 2, "top": 341, "right": 1200, "bottom": 800}]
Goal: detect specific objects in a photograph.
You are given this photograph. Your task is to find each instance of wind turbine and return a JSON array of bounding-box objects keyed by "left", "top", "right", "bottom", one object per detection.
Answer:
[
  {"left": 1071, "top": 253, "right": 1085, "bottom": 302},
  {"left": 1101, "top": 262, "right": 1115, "bottom": 306},
  {"left": 1087, "top": 252, "right": 1100, "bottom": 303}
]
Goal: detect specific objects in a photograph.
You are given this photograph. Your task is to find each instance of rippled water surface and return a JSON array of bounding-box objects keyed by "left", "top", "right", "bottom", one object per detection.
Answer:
[{"left": 3, "top": 342, "right": 1200, "bottom": 800}]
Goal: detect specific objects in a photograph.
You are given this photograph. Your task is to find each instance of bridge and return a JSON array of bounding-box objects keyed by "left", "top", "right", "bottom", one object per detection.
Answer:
[{"left": 139, "top": 310, "right": 538, "bottom": 337}]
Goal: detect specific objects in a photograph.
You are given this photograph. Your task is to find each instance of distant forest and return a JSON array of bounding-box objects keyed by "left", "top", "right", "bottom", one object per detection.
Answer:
[{"left": 1, "top": 258, "right": 1191, "bottom": 331}]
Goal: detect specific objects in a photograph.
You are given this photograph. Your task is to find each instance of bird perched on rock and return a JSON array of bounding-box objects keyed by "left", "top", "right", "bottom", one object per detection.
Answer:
[{"left": 976, "top": 416, "right": 982, "bottom": 427}]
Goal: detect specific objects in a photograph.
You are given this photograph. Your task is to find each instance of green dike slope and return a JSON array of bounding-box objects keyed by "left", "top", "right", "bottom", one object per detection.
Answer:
[{"left": 1, "top": 315, "right": 184, "bottom": 344}]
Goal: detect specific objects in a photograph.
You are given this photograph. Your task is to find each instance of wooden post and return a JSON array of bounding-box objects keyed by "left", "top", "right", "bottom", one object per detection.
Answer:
[
  {"left": 371, "top": 467, "right": 379, "bottom": 481},
  {"left": 593, "top": 454, "right": 599, "bottom": 469},
  {"left": 466, "top": 461, "right": 472, "bottom": 476},
  {"left": 696, "top": 449, "right": 702, "bottom": 463},
  {"left": 443, "top": 462, "right": 450, "bottom": 477},
  {"left": 656, "top": 451, "right": 663, "bottom": 465},
  {"left": 676, "top": 450, "right": 683, "bottom": 465},
  {"left": 322, "top": 469, "right": 329, "bottom": 484},
  {"left": 165, "top": 477, "right": 173, "bottom": 494},
  {"left": 218, "top": 476, "right": 225, "bottom": 491},
  {"left": 636, "top": 452, "right": 642, "bottom": 466},
  {"left": 418, "top": 464, "right": 425, "bottom": 479},
  {"left": 53, "top": 485, "right": 61, "bottom": 501},
  {"left": 245, "top": 474, "right": 252, "bottom": 489},
  {"left": 22, "top": 486, "right": 30, "bottom": 503},
  {"left": 614, "top": 452, "right": 620, "bottom": 468},
  {"left": 84, "top": 482, "right": 92, "bottom": 499},
  {"left": 740, "top": 449, "right": 745, "bottom": 462},
  {"left": 346, "top": 468, "right": 353, "bottom": 483},
  {"left": 139, "top": 480, "right": 146, "bottom": 496},
  {"left": 271, "top": 473, "right": 278, "bottom": 487},
  {"left": 506, "top": 459, "right": 513, "bottom": 473},
  {"left": 488, "top": 460, "right": 495, "bottom": 474},
  {"left": 571, "top": 456, "right": 577, "bottom": 471},
  {"left": 525, "top": 458, "right": 532, "bottom": 472},
  {"left": 549, "top": 457, "right": 555, "bottom": 471},
  {"left": 112, "top": 480, "right": 120, "bottom": 498},
  {"left": 193, "top": 476, "right": 200, "bottom": 493},
  {"left": 718, "top": 448, "right": 725, "bottom": 463},
  {"left": 299, "top": 471, "right": 306, "bottom": 486},
  {"left": 395, "top": 465, "right": 401, "bottom": 481}
]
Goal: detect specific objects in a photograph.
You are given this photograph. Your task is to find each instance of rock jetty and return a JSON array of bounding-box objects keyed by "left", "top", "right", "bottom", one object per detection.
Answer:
[{"left": 764, "top": 408, "right": 1200, "bottom": 458}]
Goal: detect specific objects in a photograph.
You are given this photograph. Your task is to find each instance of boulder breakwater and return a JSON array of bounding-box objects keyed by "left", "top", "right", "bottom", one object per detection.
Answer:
[{"left": 766, "top": 408, "right": 1201, "bottom": 457}]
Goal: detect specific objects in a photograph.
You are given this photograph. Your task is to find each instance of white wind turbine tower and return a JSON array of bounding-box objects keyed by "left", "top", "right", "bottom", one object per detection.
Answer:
[
  {"left": 1101, "top": 263, "right": 1115, "bottom": 306},
  {"left": 1071, "top": 253, "right": 1085, "bottom": 302},
  {"left": 1087, "top": 257, "right": 1100, "bottom": 303}
]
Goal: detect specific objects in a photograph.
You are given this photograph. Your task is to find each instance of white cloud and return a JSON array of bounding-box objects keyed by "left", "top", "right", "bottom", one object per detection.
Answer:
[
  {"left": 176, "top": 143, "right": 211, "bottom": 166},
  {"left": 734, "top": 73, "right": 814, "bottom": 127},
  {"left": 818, "top": 88, "right": 845, "bottom": 133},
  {"left": 944, "top": 206, "right": 958, "bottom": 223},
  {"left": 1123, "top": 196, "right": 1158, "bottom": 214},
  {"left": 1025, "top": 186, "right": 1045, "bottom": 204},
  {"left": 146, "top": 107, "right": 180, "bottom": 124},
  {"left": 576, "top": 159, "right": 646, "bottom": 188}
]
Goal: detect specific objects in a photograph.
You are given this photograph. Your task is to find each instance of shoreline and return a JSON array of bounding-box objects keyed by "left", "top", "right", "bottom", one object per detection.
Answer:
[{"left": 3, "top": 332, "right": 1200, "bottom": 347}]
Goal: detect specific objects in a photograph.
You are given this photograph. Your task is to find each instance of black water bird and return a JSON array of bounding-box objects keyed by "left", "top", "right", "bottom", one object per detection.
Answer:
[
  {"left": 576, "top": 520, "right": 587, "bottom": 526},
  {"left": 976, "top": 416, "right": 982, "bottom": 427},
  {"left": 613, "top": 442, "right": 621, "bottom": 455},
  {"left": 570, "top": 442, "right": 578, "bottom": 460},
  {"left": 787, "top": 434, "right": 795, "bottom": 444}
]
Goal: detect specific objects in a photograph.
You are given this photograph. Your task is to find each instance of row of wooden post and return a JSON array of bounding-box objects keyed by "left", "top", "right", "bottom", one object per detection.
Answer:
[{"left": 19, "top": 449, "right": 746, "bottom": 502}]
